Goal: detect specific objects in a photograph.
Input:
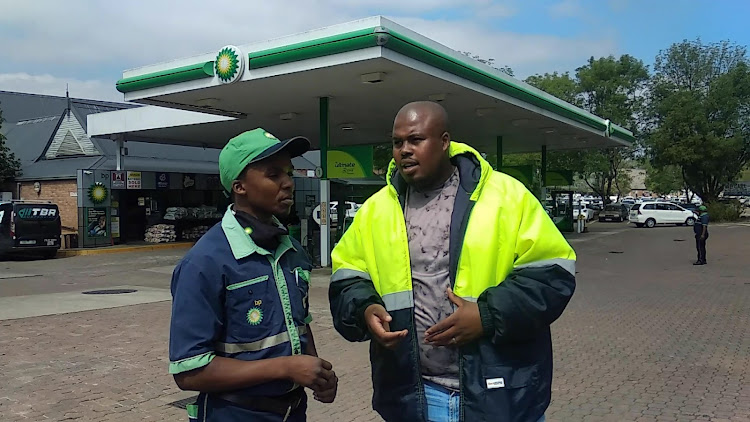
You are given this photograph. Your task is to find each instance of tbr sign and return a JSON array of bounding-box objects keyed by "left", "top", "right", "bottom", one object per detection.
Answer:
[{"left": 17, "top": 208, "right": 57, "bottom": 219}]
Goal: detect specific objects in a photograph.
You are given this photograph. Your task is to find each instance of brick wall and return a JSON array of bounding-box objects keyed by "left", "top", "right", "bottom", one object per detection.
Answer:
[{"left": 19, "top": 179, "right": 79, "bottom": 232}]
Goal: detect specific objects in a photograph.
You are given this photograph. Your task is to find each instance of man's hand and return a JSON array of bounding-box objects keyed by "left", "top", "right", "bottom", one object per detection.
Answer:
[
  {"left": 285, "top": 355, "right": 335, "bottom": 391},
  {"left": 425, "top": 289, "right": 484, "bottom": 347},
  {"left": 364, "top": 304, "right": 409, "bottom": 349},
  {"left": 312, "top": 371, "right": 338, "bottom": 403}
]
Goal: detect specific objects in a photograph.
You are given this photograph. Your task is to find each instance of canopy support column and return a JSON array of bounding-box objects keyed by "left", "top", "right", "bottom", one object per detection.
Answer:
[
  {"left": 319, "top": 97, "right": 331, "bottom": 267},
  {"left": 115, "top": 135, "right": 125, "bottom": 171},
  {"left": 496, "top": 135, "right": 503, "bottom": 170}
]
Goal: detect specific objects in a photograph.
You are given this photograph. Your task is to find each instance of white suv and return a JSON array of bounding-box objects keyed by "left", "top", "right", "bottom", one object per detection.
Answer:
[{"left": 629, "top": 202, "right": 697, "bottom": 228}]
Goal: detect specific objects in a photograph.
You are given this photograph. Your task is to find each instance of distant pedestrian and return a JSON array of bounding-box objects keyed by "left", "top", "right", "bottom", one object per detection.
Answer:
[{"left": 693, "top": 205, "right": 709, "bottom": 265}]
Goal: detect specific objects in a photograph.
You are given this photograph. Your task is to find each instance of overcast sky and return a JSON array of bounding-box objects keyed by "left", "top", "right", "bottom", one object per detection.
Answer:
[{"left": 1, "top": 0, "right": 748, "bottom": 102}]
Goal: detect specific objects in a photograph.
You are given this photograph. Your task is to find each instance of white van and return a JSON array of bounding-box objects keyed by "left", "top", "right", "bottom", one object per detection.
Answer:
[{"left": 629, "top": 202, "right": 696, "bottom": 228}]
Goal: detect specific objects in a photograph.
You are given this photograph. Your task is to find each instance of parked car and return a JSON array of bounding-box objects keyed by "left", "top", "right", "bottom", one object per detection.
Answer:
[
  {"left": 629, "top": 202, "right": 697, "bottom": 228},
  {"left": 675, "top": 202, "right": 698, "bottom": 213},
  {"left": 573, "top": 203, "right": 595, "bottom": 221},
  {"left": 312, "top": 201, "right": 361, "bottom": 225},
  {"left": 599, "top": 204, "right": 629, "bottom": 222},
  {"left": 0, "top": 201, "right": 61, "bottom": 258}
]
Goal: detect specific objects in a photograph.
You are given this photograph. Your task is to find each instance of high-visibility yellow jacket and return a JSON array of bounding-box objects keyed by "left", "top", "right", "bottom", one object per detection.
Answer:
[{"left": 329, "top": 142, "right": 576, "bottom": 422}]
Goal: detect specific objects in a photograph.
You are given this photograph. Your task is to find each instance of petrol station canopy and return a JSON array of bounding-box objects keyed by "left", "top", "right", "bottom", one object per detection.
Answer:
[{"left": 88, "top": 16, "right": 634, "bottom": 154}]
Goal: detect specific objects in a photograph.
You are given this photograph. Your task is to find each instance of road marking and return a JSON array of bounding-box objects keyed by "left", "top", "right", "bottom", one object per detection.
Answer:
[
  {"left": 0, "top": 273, "right": 41, "bottom": 280},
  {"left": 0, "top": 286, "right": 171, "bottom": 321},
  {"left": 140, "top": 265, "right": 176, "bottom": 275}
]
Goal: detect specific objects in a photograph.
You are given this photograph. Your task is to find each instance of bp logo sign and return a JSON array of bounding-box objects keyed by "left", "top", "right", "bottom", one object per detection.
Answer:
[
  {"left": 215, "top": 45, "right": 244, "bottom": 84},
  {"left": 88, "top": 182, "right": 109, "bottom": 204}
]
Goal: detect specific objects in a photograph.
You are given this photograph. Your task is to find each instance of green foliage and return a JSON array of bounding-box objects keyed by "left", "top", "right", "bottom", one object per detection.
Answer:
[
  {"left": 648, "top": 39, "right": 750, "bottom": 202},
  {"left": 645, "top": 163, "right": 683, "bottom": 195},
  {"left": 524, "top": 72, "right": 579, "bottom": 104},
  {"left": 525, "top": 56, "right": 648, "bottom": 204},
  {"left": 707, "top": 200, "right": 743, "bottom": 222},
  {"left": 0, "top": 106, "right": 22, "bottom": 183},
  {"left": 372, "top": 143, "right": 392, "bottom": 175},
  {"left": 460, "top": 52, "right": 514, "bottom": 76}
]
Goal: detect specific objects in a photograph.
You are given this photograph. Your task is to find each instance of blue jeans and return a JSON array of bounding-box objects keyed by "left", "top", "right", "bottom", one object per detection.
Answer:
[{"left": 424, "top": 381, "right": 546, "bottom": 422}]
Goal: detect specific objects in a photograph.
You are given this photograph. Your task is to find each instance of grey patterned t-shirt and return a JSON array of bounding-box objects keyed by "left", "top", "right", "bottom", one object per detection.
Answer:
[{"left": 405, "top": 167, "right": 460, "bottom": 390}]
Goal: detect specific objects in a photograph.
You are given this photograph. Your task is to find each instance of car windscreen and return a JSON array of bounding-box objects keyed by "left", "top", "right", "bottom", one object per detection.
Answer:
[
  {"left": 630, "top": 204, "right": 641, "bottom": 211},
  {"left": 604, "top": 205, "right": 620, "bottom": 211}
]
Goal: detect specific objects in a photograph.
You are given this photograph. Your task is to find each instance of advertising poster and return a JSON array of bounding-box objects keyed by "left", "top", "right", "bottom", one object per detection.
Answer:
[
  {"left": 156, "top": 172, "right": 170, "bottom": 189},
  {"left": 111, "top": 216, "right": 120, "bottom": 238},
  {"left": 127, "top": 171, "right": 142, "bottom": 189},
  {"left": 111, "top": 171, "right": 126, "bottom": 189},
  {"left": 87, "top": 208, "right": 108, "bottom": 238}
]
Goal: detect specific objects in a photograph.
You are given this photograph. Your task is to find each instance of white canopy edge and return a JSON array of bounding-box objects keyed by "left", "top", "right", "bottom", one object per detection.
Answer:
[{"left": 87, "top": 106, "right": 235, "bottom": 137}]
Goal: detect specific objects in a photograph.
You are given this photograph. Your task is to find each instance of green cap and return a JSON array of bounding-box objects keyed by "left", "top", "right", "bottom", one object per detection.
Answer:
[
  {"left": 698, "top": 205, "right": 707, "bottom": 212},
  {"left": 219, "top": 128, "right": 310, "bottom": 192}
]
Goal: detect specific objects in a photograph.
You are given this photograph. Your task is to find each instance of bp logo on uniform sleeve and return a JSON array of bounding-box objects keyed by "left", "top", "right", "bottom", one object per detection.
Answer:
[
  {"left": 246, "top": 307, "right": 263, "bottom": 325},
  {"left": 215, "top": 45, "right": 244, "bottom": 84}
]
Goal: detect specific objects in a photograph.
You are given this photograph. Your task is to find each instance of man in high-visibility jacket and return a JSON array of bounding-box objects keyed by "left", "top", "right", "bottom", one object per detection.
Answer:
[{"left": 329, "top": 101, "right": 576, "bottom": 422}]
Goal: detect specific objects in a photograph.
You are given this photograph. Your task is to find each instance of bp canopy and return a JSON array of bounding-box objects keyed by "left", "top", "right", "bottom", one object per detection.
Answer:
[{"left": 88, "top": 16, "right": 633, "bottom": 154}]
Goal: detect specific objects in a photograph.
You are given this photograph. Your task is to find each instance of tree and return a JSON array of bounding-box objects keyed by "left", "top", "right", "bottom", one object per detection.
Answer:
[
  {"left": 0, "top": 106, "right": 22, "bottom": 183},
  {"left": 644, "top": 163, "right": 683, "bottom": 196},
  {"left": 525, "top": 72, "right": 579, "bottom": 104},
  {"left": 648, "top": 39, "right": 750, "bottom": 203},
  {"left": 525, "top": 56, "right": 648, "bottom": 204}
]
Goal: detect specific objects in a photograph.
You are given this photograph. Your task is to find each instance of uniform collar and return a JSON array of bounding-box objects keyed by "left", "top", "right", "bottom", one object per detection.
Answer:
[{"left": 221, "top": 205, "right": 296, "bottom": 261}]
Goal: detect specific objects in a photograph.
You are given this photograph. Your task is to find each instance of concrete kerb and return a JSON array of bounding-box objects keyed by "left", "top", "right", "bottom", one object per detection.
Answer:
[{"left": 56, "top": 242, "right": 195, "bottom": 258}]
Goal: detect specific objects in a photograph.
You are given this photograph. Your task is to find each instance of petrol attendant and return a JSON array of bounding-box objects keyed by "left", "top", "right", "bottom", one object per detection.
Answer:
[
  {"left": 169, "top": 128, "right": 337, "bottom": 421},
  {"left": 329, "top": 102, "right": 576, "bottom": 422}
]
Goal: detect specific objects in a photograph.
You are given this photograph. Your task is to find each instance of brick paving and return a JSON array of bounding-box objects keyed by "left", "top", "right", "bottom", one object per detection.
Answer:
[{"left": 0, "top": 223, "right": 748, "bottom": 421}]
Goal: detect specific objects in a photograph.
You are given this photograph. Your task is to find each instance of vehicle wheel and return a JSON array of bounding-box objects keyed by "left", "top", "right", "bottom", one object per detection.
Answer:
[
  {"left": 645, "top": 218, "right": 656, "bottom": 228},
  {"left": 686, "top": 217, "right": 695, "bottom": 226},
  {"left": 635, "top": 223, "right": 644, "bottom": 228},
  {"left": 599, "top": 218, "right": 604, "bottom": 222},
  {"left": 43, "top": 250, "right": 58, "bottom": 259}
]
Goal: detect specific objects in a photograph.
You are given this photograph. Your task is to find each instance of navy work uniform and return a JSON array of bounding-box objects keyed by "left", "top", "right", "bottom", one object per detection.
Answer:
[{"left": 169, "top": 206, "right": 313, "bottom": 421}]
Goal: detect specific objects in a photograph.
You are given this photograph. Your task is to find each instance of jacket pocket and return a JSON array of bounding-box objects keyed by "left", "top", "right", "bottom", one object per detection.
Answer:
[
  {"left": 226, "top": 275, "right": 269, "bottom": 290},
  {"left": 481, "top": 364, "right": 539, "bottom": 418}
]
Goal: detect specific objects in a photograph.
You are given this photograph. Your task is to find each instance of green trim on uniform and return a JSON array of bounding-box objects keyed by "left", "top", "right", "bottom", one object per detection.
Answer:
[
  {"left": 186, "top": 403, "right": 198, "bottom": 419},
  {"left": 220, "top": 205, "right": 303, "bottom": 355},
  {"left": 226, "top": 275, "right": 270, "bottom": 290},
  {"left": 269, "top": 254, "right": 303, "bottom": 355},
  {"left": 169, "top": 351, "right": 215, "bottom": 374},
  {"left": 304, "top": 314, "right": 313, "bottom": 324},
  {"left": 221, "top": 207, "right": 271, "bottom": 259},
  {"left": 221, "top": 206, "right": 296, "bottom": 260},
  {"left": 293, "top": 267, "right": 311, "bottom": 283}
]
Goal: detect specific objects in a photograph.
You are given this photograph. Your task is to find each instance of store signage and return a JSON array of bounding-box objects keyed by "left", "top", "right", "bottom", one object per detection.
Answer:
[
  {"left": 87, "top": 182, "right": 109, "bottom": 204},
  {"left": 127, "top": 171, "right": 142, "bottom": 189},
  {"left": 215, "top": 45, "right": 245, "bottom": 84},
  {"left": 156, "top": 172, "right": 170, "bottom": 189},
  {"left": 112, "top": 171, "right": 126, "bottom": 189},
  {"left": 326, "top": 146, "right": 373, "bottom": 179}
]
